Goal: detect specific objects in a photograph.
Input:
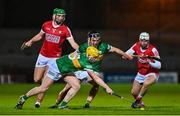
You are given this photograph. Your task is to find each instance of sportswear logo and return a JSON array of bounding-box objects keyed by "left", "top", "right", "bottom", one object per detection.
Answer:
[
  {"left": 52, "top": 29, "right": 56, "bottom": 33},
  {"left": 37, "top": 61, "right": 46, "bottom": 66},
  {"left": 45, "top": 33, "right": 60, "bottom": 43},
  {"left": 99, "top": 51, "right": 102, "bottom": 54},
  {"left": 48, "top": 70, "right": 55, "bottom": 76},
  {"left": 46, "top": 28, "right": 50, "bottom": 31},
  {"left": 85, "top": 65, "right": 92, "bottom": 69}
]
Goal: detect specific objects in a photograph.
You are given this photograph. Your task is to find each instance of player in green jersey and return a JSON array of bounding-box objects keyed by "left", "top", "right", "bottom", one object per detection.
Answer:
[
  {"left": 49, "top": 31, "right": 132, "bottom": 109},
  {"left": 15, "top": 46, "right": 114, "bottom": 110}
]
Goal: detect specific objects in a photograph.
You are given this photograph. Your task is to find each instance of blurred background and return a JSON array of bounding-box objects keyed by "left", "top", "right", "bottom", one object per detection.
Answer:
[{"left": 0, "top": 0, "right": 179, "bottom": 83}]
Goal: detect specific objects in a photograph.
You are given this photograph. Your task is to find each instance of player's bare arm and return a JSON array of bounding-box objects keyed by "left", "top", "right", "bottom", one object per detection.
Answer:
[
  {"left": 27, "top": 31, "right": 44, "bottom": 46},
  {"left": 110, "top": 46, "right": 133, "bottom": 60},
  {"left": 87, "top": 70, "right": 113, "bottom": 95},
  {"left": 67, "top": 37, "right": 79, "bottom": 50},
  {"left": 21, "top": 31, "right": 44, "bottom": 50}
]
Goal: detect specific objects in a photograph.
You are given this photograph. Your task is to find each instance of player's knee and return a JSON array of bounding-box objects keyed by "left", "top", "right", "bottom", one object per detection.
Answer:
[
  {"left": 60, "top": 89, "right": 67, "bottom": 94},
  {"left": 143, "top": 82, "right": 151, "bottom": 87},
  {"left": 72, "top": 84, "right": 80, "bottom": 91},
  {"left": 131, "top": 91, "right": 135, "bottom": 96},
  {"left": 34, "top": 78, "right": 41, "bottom": 83},
  {"left": 39, "top": 86, "right": 49, "bottom": 92},
  {"left": 131, "top": 90, "right": 138, "bottom": 96},
  {"left": 93, "top": 85, "right": 99, "bottom": 91}
]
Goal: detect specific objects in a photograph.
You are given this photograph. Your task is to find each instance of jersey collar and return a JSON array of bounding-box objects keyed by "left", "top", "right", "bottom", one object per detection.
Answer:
[{"left": 52, "top": 21, "right": 64, "bottom": 28}]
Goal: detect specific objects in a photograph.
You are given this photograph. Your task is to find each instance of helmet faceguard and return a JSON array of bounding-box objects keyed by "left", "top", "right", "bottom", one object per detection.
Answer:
[
  {"left": 53, "top": 8, "right": 66, "bottom": 25},
  {"left": 139, "top": 32, "right": 150, "bottom": 41},
  {"left": 88, "top": 31, "right": 101, "bottom": 47},
  {"left": 139, "top": 32, "right": 150, "bottom": 49}
]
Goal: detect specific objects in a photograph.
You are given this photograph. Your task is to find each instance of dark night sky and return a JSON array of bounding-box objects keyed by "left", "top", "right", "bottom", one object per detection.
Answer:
[
  {"left": 0, "top": 0, "right": 180, "bottom": 78},
  {"left": 0, "top": 0, "right": 179, "bottom": 31}
]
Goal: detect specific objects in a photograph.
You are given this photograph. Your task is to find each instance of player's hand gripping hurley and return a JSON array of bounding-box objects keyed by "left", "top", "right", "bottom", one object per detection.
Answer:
[
  {"left": 132, "top": 54, "right": 162, "bottom": 62},
  {"left": 20, "top": 41, "right": 32, "bottom": 51},
  {"left": 112, "top": 92, "right": 133, "bottom": 103}
]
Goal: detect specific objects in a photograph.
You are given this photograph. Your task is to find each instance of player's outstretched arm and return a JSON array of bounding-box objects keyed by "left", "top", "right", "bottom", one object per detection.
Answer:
[
  {"left": 87, "top": 70, "right": 113, "bottom": 95},
  {"left": 110, "top": 46, "right": 133, "bottom": 60},
  {"left": 67, "top": 37, "right": 79, "bottom": 50},
  {"left": 21, "top": 31, "right": 44, "bottom": 50}
]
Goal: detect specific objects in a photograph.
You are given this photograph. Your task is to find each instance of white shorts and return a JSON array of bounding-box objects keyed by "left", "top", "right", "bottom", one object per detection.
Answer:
[
  {"left": 74, "top": 71, "right": 89, "bottom": 82},
  {"left": 135, "top": 72, "right": 159, "bottom": 84},
  {"left": 74, "top": 70, "right": 101, "bottom": 82},
  {"left": 46, "top": 60, "right": 62, "bottom": 81},
  {"left": 35, "top": 54, "right": 58, "bottom": 67}
]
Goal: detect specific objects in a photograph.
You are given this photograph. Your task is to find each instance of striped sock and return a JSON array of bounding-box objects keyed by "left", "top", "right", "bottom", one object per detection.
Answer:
[{"left": 60, "top": 101, "right": 67, "bottom": 106}]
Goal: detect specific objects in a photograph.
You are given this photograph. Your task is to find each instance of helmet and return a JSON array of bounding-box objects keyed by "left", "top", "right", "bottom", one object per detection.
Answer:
[
  {"left": 88, "top": 31, "right": 101, "bottom": 46},
  {"left": 88, "top": 31, "right": 101, "bottom": 39},
  {"left": 86, "top": 46, "right": 99, "bottom": 58},
  {"left": 139, "top": 32, "right": 150, "bottom": 41},
  {"left": 53, "top": 8, "right": 66, "bottom": 15}
]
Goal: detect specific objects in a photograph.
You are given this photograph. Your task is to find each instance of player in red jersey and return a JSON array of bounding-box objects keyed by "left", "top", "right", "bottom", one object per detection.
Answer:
[
  {"left": 125, "top": 32, "right": 161, "bottom": 109},
  {"left": 21, "top": 8, "right": 79, "bottom": 108}
]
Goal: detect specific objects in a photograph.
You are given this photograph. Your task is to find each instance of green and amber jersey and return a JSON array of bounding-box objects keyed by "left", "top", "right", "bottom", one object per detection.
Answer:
[
  {"left": 56, "top": 53, "right": 95, "bottom": 74},
  {"left": 78, "top": 42, "right": 112, "bottom": 72}
]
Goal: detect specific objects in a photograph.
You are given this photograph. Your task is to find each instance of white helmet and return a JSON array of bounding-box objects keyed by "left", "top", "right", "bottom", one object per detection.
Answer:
[{"left": 139, "top": 32, "right": 150, "bottom": 41}]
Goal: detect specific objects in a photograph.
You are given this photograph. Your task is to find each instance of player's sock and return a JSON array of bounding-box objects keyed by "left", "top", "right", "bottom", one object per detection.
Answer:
[
  {"left": 84, "top": 100, "right": 91, "bottom": 108},
  {"left": 133, "top": 95, "right": 137, "bottom": 99},
  {"left": 59, "top": 101, "right": 68, "bottom": 109},
  {"left": 60, "top": 101, "right": 67, "bottom": 106},
  {"left": 55, "top": 101, "right": 61, "bottom": 106},
  {"left": 15, "top": 95, "right": 28, "bottom": 109},
  {"left": 19, "top": 94, "right": 28, "bottom": 103},
  {"left": 131, "top": 95, "right": 143, "bottom": 108},
  {"left": 136, "top": 95, "right": 142, "bottom": 103},
  {"left": 35, "top": 101, "right": 41, "bottom": 108},
  {"left": 22, "top": 95, "right": 28, "bottom": 100}
]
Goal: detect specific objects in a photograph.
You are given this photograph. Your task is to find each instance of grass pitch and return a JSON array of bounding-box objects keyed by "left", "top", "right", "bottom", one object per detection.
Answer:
[{"left": 0, "top": 83, "right": 180, "bottom": 115}]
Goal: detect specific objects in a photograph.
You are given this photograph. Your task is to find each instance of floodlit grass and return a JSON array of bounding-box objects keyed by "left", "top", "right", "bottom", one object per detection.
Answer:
[{"left": 0, "top": 83, "right": 180, "bottom": 115}]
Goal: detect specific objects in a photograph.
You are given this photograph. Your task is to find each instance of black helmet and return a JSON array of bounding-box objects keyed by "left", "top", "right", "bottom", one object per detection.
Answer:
[
  {"left": 88, "top": 31, "right": 101, "bottom": 39},
  {"left": 87, "top": 31, "right": 101, "bottom": 46}
]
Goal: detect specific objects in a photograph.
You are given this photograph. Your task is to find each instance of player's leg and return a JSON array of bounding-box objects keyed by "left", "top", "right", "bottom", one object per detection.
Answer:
[
  {"left": 84, "top": 80, "right": 99, "bottom": 108},
  {"left": 27, "top": 75, "right": 54, "bottom": 97},
  {"left": 35, "top": 66, "right": 49, "bottom": 108},
  {"left": 34, "top": 54, "right": 49, "bottom": 108},
  {"left": 50, "top": 70, "right": 89, "bottom": 109},
  {"left": 49, "top": 83, "right": 71, "bottom": 108},
  {"left": 59, "top": 76, "right": 81, "bottom": 109},
  {"left": 34, "top": 67, "right": 46, "bottom": 83},
  {"left": 136, "top": 73, "right": 157, "bottom": 102},
  {"left": 131, "top": 74, "right": 144, "bottom": 108},
  {"left": 73, "top": 70, "right": 100, "bottom": 108},
  {"left": 131, "top": 80, "right": 143, "bottom": 99},
  {"left": 15, "top": 60, "right": 61, "bottom": 109},
  {"left": 56, "top": 84, "right": 71, "bottom": 104},
  {"left": 34, "top": 54, "right": 48, "bottom": 83},
  {"left": 131, "top": 80, "right": 144, "bottom": 108},
  {"left": 15, "top": 75, "right": 54, "bottom": 109},
  {"left": 84, "top": 71, "right": 112, "bottom": 108},
  {"left": 34, "top": 57, "right": 57, "bottom": 108}
]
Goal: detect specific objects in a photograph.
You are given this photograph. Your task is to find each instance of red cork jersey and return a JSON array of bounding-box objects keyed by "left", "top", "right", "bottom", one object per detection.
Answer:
[
  {"left": 40, "top": 21, "right": 72, "bottom": 58},
  {"left": 131, "top": 42, "right": 159, "bottom": 75}
]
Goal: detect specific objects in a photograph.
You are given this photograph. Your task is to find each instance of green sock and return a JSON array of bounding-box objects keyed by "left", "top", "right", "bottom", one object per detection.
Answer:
[
  {"left": 22, "top": 95, "right": 28, "bottom": 100},
  {"left": 60, "top": 101, "right": 67, "bottom": 106},
  {"left": 86, "top": 100, "right": 91, "bottom": 104}
]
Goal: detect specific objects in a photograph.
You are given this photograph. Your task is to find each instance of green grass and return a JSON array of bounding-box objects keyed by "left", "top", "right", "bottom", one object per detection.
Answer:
[{"left": 0, "top": 83, "right": 180, "bottom": 115}]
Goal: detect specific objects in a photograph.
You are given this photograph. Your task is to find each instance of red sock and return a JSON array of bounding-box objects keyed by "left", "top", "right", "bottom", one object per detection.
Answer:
[
  {"left": 136, "top": 96, "right": 142, "bottom": 102},
  {"left": 133, "top": 95, "right": 137, "bottom": 99}
]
